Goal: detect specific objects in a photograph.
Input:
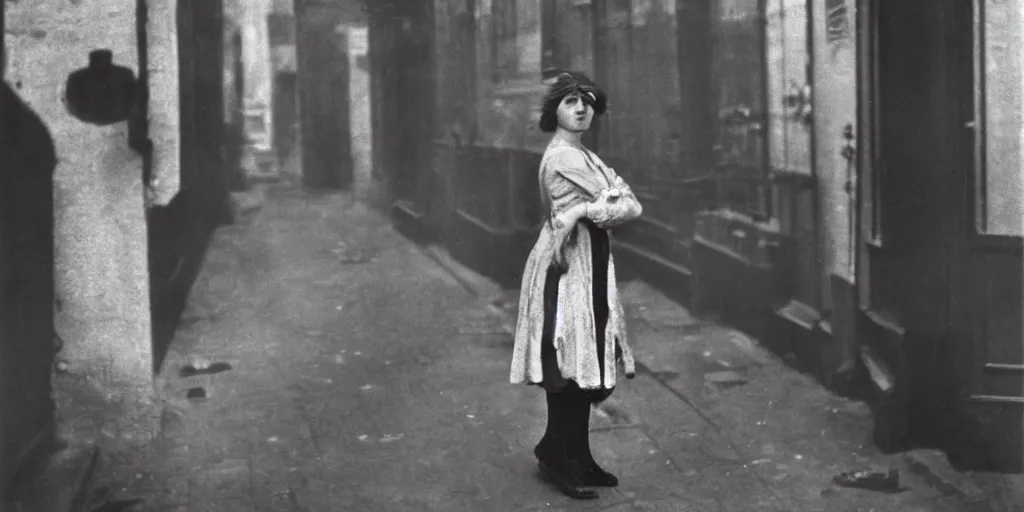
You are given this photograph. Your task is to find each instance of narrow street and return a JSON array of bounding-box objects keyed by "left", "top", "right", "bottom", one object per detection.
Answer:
[{"left": 95, "top": 186, "right": 973, "bottom": 511}]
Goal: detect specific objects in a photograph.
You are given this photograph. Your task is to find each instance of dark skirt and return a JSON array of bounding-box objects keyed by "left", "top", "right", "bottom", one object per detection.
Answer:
[{"left": 537, "top": 219, "right": 613, "bottom": 404}]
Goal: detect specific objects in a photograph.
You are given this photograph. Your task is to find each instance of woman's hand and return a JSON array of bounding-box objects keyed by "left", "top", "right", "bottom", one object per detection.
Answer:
[
  {"left": 549, "top": 203, "right": 586, "bottom": 271},
  {"left": 551, "top": 222, "right": 576, "bottom": 272},
  {"left": 584, "top": 182, "right": 642, "bottom": 228}
]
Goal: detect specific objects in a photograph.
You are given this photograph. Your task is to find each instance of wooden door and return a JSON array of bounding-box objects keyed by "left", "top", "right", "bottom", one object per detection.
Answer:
[
  {"left": 296, "top": 2, "right": 353, "bottom": 189},
  {"left": 393, "top": 3, "right": 436, "bottom": 213},
  {"left": 433, "top": 0, "right": 476, "bottom": 236},
  {"left": 853, "top": 0, "right": 974, "bottom": 453},
  {"left": 273, "top": 72, "right": 299, "bottom": 165},
  {"left": 946, "top": 0, "right": 1024, "bottom": 473}
]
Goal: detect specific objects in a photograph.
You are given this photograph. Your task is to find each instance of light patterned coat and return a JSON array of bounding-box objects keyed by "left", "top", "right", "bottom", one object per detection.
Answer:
[{"left": 509, "top": 140, "right": 643, "bottom": 390}]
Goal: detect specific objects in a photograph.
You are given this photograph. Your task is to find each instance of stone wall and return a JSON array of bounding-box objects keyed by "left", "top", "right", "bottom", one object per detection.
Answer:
[{"left": 4, "top": 0, "right": 180, "bottom": 423}]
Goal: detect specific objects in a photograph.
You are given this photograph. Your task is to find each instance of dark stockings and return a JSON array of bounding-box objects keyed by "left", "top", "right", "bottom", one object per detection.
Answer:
[
  {"left": 535, "top": 384, "right": 618, "bottom": 490},
  {"left": 534, "top": 219, "right": 617, "bottom": 499}
]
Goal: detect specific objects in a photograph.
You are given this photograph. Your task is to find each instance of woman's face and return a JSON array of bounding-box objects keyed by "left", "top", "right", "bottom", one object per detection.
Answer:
[{"left": 556, "top": 92, "right": 593, "bottom": 133}]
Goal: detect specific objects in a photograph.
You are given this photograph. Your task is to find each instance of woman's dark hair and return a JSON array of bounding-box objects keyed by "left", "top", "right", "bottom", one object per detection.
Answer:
[{"left": 538, "top": 72, "right": 607, "bottom": 133}]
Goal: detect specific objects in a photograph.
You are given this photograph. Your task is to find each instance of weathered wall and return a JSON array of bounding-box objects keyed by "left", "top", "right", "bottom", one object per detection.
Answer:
[
  {"left": 4, "top": 0, "right": 179, "bottom": 418},
  {"left": 347, "top": 26, "right": 372, "bottom": 195},
  {"left": 812, "top": 0, "right": 857, "bottom": 283}
]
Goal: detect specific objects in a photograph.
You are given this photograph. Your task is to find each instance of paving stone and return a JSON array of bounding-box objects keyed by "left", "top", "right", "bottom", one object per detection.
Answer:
[
  {"left": 187, "top": 498, "right": 255, "bottom": 512},
  {"left": 188, "top": 458, "right": 252, "bottom": 500}
]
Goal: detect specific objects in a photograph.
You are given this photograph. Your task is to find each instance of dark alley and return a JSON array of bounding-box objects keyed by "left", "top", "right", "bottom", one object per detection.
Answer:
[{"left": 4, "top": 0, "right": 1024, "bottom": 511}]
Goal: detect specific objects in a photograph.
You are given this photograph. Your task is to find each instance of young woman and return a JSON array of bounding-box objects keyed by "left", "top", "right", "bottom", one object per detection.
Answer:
[{"left": 509, "top": 72, "right": 643, "bottom": 500}]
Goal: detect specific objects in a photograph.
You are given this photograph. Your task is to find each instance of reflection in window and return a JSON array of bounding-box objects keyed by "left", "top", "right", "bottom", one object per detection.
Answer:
[
  {"left": 483, "top": 0, "right": 542, "bottom": 85},
  {"left": 978, "top": 0, "right": 1023, "bottom": 235},
  {"left": 766, "top": 0, "right": 812, "bottom": 175},
  {"left": 516, "top": 0, "right": 542, "bottom": 77},
  {"left": 711, "top": 0, "right": 769, "bottom": 217}
]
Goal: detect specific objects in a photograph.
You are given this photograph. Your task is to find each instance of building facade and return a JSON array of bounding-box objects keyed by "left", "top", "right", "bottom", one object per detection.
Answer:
[
  {"left": 2, "top": 0, "right": 234, "bottom": 500},
  {"left": 369, "top": 0, "right": 1024, "bottom": 471}
]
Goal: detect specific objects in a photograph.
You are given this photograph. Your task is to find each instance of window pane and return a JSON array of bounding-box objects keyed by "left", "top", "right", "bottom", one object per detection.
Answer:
[
  {"left": 782, "top": 0, "right": 811, "bottom": 173},
  {"left": 517, "top": 0, "right": 542, "bottom": 76},
  {"left": 982, "top": 0, "right": 1023, "bottom": 235},
  {"left": 711, "top": 0, "right": 769, "bottom": 216},
  {"left": 766, "top": 0, "right": 812, "bottom": 175},
  {"left": 476, "top": 0, "right": 493, "bottom": 84},
  {"left": 766, "top": 0, "right": 787, "bottom": 171}
]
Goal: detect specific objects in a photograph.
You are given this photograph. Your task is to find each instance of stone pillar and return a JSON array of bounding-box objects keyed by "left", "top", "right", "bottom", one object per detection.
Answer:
[
  {"left": 146, "top": 0, "right": 183, "bottom": 208},
  {"left": 4, "top": 0, "right": 177, "bottom": 447}
]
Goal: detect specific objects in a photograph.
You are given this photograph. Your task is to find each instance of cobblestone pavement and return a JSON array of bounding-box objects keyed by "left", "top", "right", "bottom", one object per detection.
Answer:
[{"left": 78, "top": 187, "right": 980, "bottom": 511}]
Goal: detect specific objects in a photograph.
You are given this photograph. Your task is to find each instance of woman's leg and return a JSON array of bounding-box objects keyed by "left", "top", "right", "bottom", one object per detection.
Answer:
[
  {"left": 535, "top": 389, "right": 568, "bottom": 465},
  {"left": 536, "top": 386, "right": 598, "bottom": 499},
  {"left": 574, "top": 221, "right": 619, "bottom": 486},
  {"left": 536, "top": 262, "right": 568, "bottom": 461},
  {"left": 572, "top": 392, "right": 619, "bottom": 487}
]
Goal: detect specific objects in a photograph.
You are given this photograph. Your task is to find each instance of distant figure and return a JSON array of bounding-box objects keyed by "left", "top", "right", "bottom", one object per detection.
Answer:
[{"left": 509, "top": 72, "right": 643, "bottom": 500}]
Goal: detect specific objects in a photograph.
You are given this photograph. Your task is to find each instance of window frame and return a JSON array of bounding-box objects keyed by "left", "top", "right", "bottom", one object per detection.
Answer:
[{"left": 971, "top": 0, "right": 1024, "bottom": 238}]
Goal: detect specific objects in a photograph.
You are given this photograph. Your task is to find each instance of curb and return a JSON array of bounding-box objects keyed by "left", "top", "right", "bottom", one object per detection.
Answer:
[
  {"left": 420, "top": 244, "right": 503, "bottom": 301},
  {"left": 902, "top": 451, "right": 994, "bottom": 510},
  {"left": 419, "top": 244, "right": 517, "bottom": 336}
]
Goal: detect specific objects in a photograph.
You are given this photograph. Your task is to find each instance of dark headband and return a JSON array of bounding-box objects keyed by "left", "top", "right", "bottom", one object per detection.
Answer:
[{"left": 544, "top": 72, "right": 601, "bottom": 110}]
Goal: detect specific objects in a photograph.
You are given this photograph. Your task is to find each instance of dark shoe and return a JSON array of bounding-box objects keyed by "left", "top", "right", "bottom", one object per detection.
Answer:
[
  {"left": 580, "top": 463, "right": 618, "bottom": 487},
  {"left": 537, "top": 460, "right": 599, "bottom": 500}
]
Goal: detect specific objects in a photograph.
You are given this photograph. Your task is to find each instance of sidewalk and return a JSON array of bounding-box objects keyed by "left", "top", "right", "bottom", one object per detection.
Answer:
[
  {"left": 426, "top": 244, "right": 1009, "bottom": 512},
  {"left": 41, "top": 186, "right": 1016, "bottom": 511}
]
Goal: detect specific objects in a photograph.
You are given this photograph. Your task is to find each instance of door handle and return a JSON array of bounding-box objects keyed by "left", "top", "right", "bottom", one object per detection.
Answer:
[
  {"left": 783, "top": 83, "right": 813, "bottom": 126},
  {"left": 841, "top": 123, "right": 856, "bottom": 194}
]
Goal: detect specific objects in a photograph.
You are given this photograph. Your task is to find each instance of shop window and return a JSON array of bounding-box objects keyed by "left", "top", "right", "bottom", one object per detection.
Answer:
[
  {"left": 478, "top": 0, "right": 543, "bottom": 89},
  {"left": 541, "top": 0, "right": 593, "bottom": 77},
  {"left": 710, "top": 0, "right": 770, "bottom": 218},
  {"left": 473, "top": 0, "right": 549, "bottom": 150},
  {"left": 765, "top": 0, "right": 812, "bottom": 176},
  {"left": 976, "top": 0, "right": 1023, "bottom": 235},
  {"left": 710, "top": 0, "right": 812, "bottom": 220}
]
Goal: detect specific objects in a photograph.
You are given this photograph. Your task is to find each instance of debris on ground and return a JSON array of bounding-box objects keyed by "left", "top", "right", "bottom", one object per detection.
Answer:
[
  {"left": 833, "top": 468, "right": 905, "bottom": 493},
  {"left": 704, "top": 370, "right": 749, "bottom": 388}
]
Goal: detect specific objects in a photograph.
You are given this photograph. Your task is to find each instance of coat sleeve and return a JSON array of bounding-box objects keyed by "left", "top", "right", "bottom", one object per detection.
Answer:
[
  {"left": 543, "top": 149, "right": 599, "bottom": 231},
  {"left": 547, "top": 150, "right": 605, "bottom": 202},
  {"left": 585, "top": 167, "right": 643, "bottom": 229},
  {"left": 546, "top": 149, "right": 643, "bottom": 229}
]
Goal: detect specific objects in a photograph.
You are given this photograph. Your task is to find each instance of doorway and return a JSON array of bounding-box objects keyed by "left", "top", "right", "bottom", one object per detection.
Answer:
[
  {"left": 295, "top": 1, "right": 353, "bottom": 189},
  {"left": 272, "top": 71, "right": 300, "bottom": 179},
  {"left": 854, "top": 0, "right": 1024, "bottom": 472}
]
